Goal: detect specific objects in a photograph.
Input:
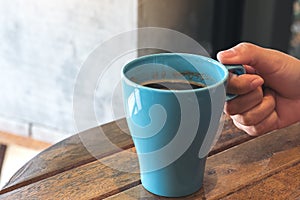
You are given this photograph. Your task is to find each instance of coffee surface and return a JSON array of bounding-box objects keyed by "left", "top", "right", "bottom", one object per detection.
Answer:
[{"left": 142, "top": 80, "right": 206, "bottom": 90}]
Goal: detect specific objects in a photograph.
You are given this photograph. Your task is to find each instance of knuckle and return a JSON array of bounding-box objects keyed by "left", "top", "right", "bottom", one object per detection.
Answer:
[
  {"left": 234, "top": 83, "right": 245, "bottom": 93},
  {"left": 240, "top": 115, "right": 255, "bottom": 126},
  {"left": 252, "top": 89, "right": 264, "bottom": 105},
  {"left": 232, "top": 119, "right": 263, "bottom": 136},
  {"left": 224, "top": 102, "right": 238, "bottom": 115},
  {"left": 247, "top": 124, "right": 270, "bottom": 136},
  {"left": 236, "top": 42, "right": 254, "bottom": 53},
  {"left": 227, "top": 74, "right": 247, "bottom": 94},
  {"left": 257, "top": 87, "right": 264, "bottom": 98}
]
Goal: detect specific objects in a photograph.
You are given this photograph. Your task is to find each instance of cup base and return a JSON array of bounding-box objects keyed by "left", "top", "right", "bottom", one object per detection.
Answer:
[
  {"left": 141, "top": 180, "right": 203, "bottom": 198},
  {"left": 141, "top": 170, "right": 204, "bottom": 197}
]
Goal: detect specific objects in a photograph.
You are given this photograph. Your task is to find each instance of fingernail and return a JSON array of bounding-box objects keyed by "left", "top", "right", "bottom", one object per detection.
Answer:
[
  {"left": 250, "top": 77, "right": 264, "bottom": 89},
  {"left": 218, "top": 48, "right": 237, "bottom": 58}
]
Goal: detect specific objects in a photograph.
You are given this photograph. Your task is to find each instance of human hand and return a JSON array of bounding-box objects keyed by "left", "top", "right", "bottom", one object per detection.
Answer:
[{"left": 217, "top": 43, "right": 300, "bottom": 136}]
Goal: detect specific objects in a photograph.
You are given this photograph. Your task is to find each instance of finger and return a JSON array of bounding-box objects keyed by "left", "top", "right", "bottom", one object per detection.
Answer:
[
  {"left": 224, "top": 87, "right": 263, "bottom": 115},
  {"left": 218, "top": 42, "right": 300, "bottom": 99},
  {"left": 230, "top": 89, "right": 276, "bottom": 126},
  {"left": 217, "top": 42, "right": 290, "bottom": 75},
  {"left": 226, "top": 73, "right": 264, "bottom": 95},
  {"left": 232, "top": 110, "right": 279, "bottom": 136}
]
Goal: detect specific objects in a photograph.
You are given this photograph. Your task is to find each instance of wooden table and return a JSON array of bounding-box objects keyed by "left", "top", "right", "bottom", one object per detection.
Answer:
[{"left": 0, "top": 117, "right": 299, "bottom": 199}]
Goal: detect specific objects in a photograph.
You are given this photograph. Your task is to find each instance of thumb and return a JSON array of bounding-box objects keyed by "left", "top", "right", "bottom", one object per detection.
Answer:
[
  {"left": 218, "top": 42, "right": 300, "bottom": 98},
  {"left": 217, "top": 42, "right": 294, "bottom": 76}
]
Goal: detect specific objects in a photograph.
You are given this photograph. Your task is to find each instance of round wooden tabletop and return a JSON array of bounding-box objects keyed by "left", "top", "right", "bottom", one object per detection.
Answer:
[{"left": 0, "top": 117, "right": 300, "bottom": 199}]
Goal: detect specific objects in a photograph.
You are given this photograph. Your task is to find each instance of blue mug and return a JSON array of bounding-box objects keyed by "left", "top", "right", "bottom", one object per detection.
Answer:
[{"left": 121, "top": 53, "right": 244, "bottom": 197}]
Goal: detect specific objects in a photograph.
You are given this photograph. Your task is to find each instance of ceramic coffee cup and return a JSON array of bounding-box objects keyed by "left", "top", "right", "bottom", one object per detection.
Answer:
[{"left": 121, "top": 53, "right": 245, "bottom": 197}]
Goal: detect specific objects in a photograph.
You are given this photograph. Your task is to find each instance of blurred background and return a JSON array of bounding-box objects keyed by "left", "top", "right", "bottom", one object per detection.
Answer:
[{"left": 0, "top": 0, "right": 299, "bottom": 188}]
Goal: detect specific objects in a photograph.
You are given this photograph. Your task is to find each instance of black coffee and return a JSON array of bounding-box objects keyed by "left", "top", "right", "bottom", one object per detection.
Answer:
[{"left": 142, "top": 80, "right": 206, "bottom": 90}]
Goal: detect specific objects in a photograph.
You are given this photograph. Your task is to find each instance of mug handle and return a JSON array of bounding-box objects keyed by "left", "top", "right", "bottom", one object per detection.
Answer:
[{"left": 224, "top": 64, "right": 246, "bottom": 101}]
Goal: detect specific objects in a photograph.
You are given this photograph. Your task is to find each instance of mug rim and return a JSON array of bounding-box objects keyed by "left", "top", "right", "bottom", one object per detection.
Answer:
[{"left": 122, "top": 53, "right": 229, "bottom": 93}]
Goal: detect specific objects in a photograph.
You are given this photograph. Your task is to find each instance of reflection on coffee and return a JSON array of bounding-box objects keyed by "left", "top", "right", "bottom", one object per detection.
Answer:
[{"left": 142, "top": 80, "right": 206, "bottom": 90}]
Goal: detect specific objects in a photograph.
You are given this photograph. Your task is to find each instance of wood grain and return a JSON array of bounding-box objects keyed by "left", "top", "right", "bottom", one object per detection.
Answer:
[
  {"left": 0, "top": 147, "right": 140, "bottom": 200},
  {"left": 1, "top": 116, "right": 250, "bottom": 194},
  {"left": 1, "top": 119, "right": 133, "bottom": 193},
  {"left": 222, "top": 161, "right": 300, "bottom": 200},
  {"left": 106, "top": 123, "right": 300, "bottom": 200},
  {"left": 1, "top": 123, "right": 298, "bottom": 199}
]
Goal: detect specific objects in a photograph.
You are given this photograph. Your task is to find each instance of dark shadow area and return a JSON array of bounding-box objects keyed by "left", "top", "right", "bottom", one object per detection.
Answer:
[{"left": 138, "top": 0, "right": 294, "bottom": 58}]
